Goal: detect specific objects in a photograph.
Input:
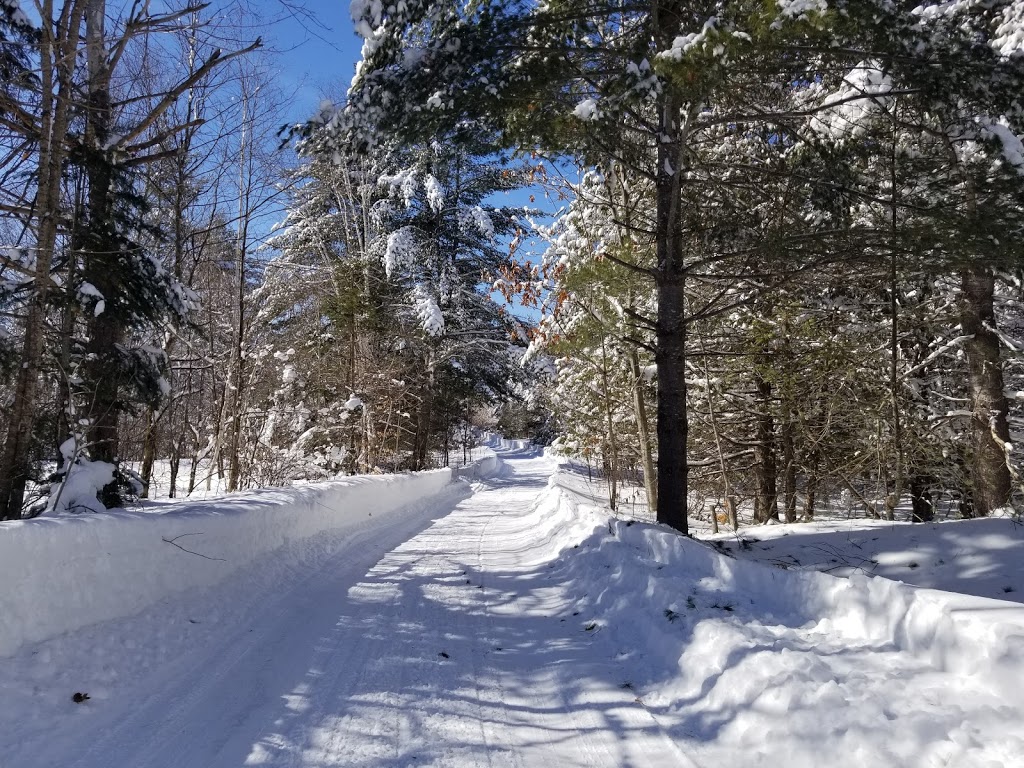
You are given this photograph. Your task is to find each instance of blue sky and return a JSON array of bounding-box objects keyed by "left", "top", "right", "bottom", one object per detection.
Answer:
[{"left": 262, "top": 0, "right": 364, "bottom": 121}]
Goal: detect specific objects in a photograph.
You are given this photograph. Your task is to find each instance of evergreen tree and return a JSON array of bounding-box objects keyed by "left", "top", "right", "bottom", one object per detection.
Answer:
[
  {"left": 255, "top": 133, "right": 531, "bottom": 478},
  {"left": 367, "top": 136, "right": 530, "bottom": 469},
  {"left": 329, "top": 0, "right": 1024, "bottom": 528}
]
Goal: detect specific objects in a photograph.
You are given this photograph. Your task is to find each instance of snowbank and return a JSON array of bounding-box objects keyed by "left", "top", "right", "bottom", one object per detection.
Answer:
[
  {"left": 448, "top": 435, "right": 531, "bottom": 481},
  {"left": 532, "top": 472, "right": 1024, "bottom": 766},
  {"left": 479, "top": 432, "right": 531, "bottom": 451},
  {"left": 706, "top": 515, "right": 1024, "bottom": 603},
  {"left": 0, "top": 470, "right": 453, "bottom": 657},
  {"left": 452, "top": 448, "right": 503, "bottom": 481},
  {"left": 620, "top": 513, "right": 1024, "bottom": 690}
]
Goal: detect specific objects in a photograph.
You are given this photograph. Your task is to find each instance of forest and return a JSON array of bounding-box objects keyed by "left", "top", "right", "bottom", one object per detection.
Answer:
[{"left": 2, "top": 0, "right": 1024, "bottom": 532}]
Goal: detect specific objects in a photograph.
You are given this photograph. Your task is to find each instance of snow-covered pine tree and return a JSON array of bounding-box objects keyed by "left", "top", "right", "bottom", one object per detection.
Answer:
[
  {"left": 252, "top": 147, "right": 399, "bottom": 481},
  {"left": 366, "top": 136, "right": 530, "bottom": 469},
  {"left": 332, "top": 0, "right": 714, "bottom": 531},
  {"left": 790, "top": 17, "right": 1024, "bottom": 515},
  {"left": 61, "top": 0, "right": 264, "bottom": 509},
  {"left": 0, "top": 0, "right": 88, "bottom": 520},
  {"left": 256, "top": 128, "right": 530, "bottom": 478}
]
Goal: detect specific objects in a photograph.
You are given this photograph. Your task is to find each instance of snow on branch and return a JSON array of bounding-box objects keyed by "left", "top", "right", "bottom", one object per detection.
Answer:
[
  {"left": 809, "top": 61, "right": 893, "bottom": 140},
  {"left": 993, "top": 0, "right": 1024, "bottom": 57},
  {"left": 984, "top": 321, "right": 1024, "bottom": 356},
  {"left": 657, "top": 17, "right": 720, "bottom": 61},
  {"left": 0, "top": 0, "right": 32, "bottom": 28},
  {"left": 901, "top": 335, "right": 972, "bottom": 379},
  {"left": 412, "top": 284, "right": 445, "bottom": 336},
  {"left": 384, "top": 226, "right": 418, "bottom": 277},
  {"left": 977, "top": 118, "right": 1024, "bottom": 175}
]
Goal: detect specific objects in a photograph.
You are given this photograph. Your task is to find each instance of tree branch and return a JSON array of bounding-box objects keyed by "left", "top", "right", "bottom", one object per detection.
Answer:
[{"left": 161, "top": 532, "right": 226, "bottom": 561}]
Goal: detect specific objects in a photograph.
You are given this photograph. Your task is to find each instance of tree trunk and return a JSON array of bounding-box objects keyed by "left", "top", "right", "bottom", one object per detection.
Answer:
[
  {"left": 168, "top": 438, "right": 181, "bottom": 500},
  {"left": 208, "top": 381, "right": 227, "bottom": 489},
  {"left": 753, "top": 370, "right": 779, "bottom": 523},
  {"left": 599, "top": 338, "right": 619, "bottom": 510},
  {"left": 627, "top": 348, "right": 657, "bottom": 514},
  {"left": 413, "top": 363, "right": 435, "bottom": 470},
  {"left": 0, "top": 296, "right": 49, "bottom": 519},
  {"left": 960, "top": 266, "right": 1012, "bottom": 516},
  {"left": 909, "top": 475, "right": 934, "bottom": 523},
  {"left": 0, "top": 0, "right": 88, "bottom": 519},
  {"left": 227, "top": 104, "right": 250, "bottom": 493},
  {"left": 226, "top": 353, "right": 244, "bottom": 491},
  {"left": 652, "top": 2, "right": 689, "bottom": 535},
  {"left": 81, "top": 0, "right": 124, "bottom": 508},
  {"left": 803, "top": 452, "right": 818, "bottom": 520},
  {"left": 188, "top": 448, "right": 198, "bottom": 495},
  {"left": 57, "top": 191, "right": 82, "bottom": 457},
  {"left": 139, "top": 409, "right": 157, "bottom": 498},
  {"left": 781, "top": 414, "right": 797, "bottom": 523},
  {"left": 656, "top": 277, "right": 688, "bottom": 533},
  {"left": 885, "top": 123, "right": 903, "bottom": 523}
]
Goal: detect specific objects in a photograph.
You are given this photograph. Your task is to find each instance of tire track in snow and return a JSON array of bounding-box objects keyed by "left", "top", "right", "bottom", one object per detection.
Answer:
[
  {"left": 13, "top": 450, "right": 705, "bottom": 767},
  {"left": 473, "top": 464, "right": 613, "bottom": 768}
]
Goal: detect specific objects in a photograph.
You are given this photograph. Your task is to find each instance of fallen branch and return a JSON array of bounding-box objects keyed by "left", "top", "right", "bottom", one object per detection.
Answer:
[{"left": 161, "top": 533, "right": 226, "bottom": 561}]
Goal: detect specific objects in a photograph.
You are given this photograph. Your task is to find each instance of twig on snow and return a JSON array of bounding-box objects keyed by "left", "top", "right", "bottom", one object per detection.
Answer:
[{"left": 161, "top": 533, "right": 226, "bottom": 561}]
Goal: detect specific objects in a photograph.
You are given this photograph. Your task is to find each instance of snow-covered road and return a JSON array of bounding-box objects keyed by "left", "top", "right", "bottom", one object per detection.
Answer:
[
  {"left": 11, "top": 450, "right": 693, "bottom": 767},
  {"left": 8, "top": 447, "right": 1024, "bottom": 768}
]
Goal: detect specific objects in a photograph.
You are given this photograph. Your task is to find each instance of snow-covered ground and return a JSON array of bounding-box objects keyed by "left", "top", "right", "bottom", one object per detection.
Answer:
[
  {"left": 2, "top": 446, "right": 1023, "bottom": 766},
  {"left": 129, "top": 458, "right": 231, "bottom": 500},
  {"left": 705, "top": 514, "right": 1024, "bottom": 603},
  {"left": 125, "top": 444, "right": 496, "bottom": 502}
]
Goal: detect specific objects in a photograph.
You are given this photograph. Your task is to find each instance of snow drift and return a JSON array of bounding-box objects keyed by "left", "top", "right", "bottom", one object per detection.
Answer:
[
  {"left": 0, "top": 467, "right": 480, "bottom": 657},
  {"left": 534, "top": 470, "right": 1024, "bottom": 766}
]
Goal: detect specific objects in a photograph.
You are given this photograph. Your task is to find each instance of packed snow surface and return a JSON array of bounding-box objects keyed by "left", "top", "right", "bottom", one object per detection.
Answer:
[{"left": 2, "top": 447, "right": 1023, "bottom": 766}]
